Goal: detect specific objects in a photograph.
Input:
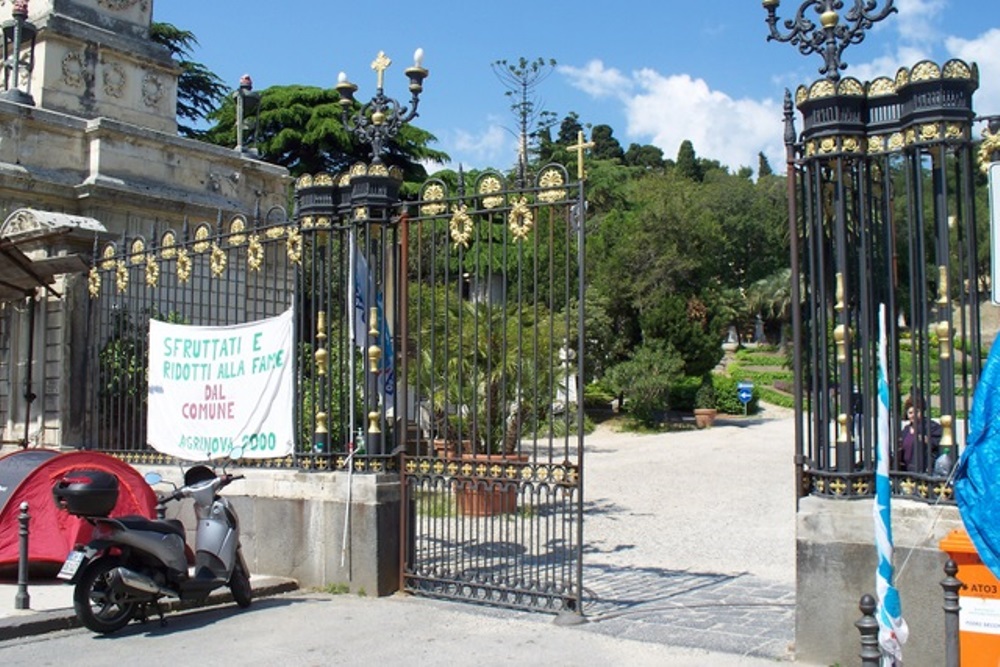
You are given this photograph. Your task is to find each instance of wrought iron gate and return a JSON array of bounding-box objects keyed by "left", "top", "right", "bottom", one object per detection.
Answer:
[
  {"left": 400, "top": 166, "right": 586, "bottom": 614},
  {"left": 82, "top": 160, "right": 587, "bottom": 614}
]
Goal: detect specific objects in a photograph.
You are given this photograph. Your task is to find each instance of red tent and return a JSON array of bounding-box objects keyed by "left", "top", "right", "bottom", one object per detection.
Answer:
[{"left": 0, "top": 449, "right": 157, "bottom": 578}]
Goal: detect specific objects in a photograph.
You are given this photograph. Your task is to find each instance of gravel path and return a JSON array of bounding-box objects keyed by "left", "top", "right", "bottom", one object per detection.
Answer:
[
  {"left": 584, "top": 407, "right": 797, "bottom": 583},
  {"left": 577, "top": 406, "right": 803, "bottom": 661}
]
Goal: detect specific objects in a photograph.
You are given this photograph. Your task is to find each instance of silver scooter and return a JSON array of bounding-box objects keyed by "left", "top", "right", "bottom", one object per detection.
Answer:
[{"left": 53, "top": 450, "right": 252, "bottom": 634}]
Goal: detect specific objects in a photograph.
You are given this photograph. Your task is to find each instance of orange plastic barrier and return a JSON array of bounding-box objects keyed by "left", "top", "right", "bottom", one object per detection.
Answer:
[{"left": 940, "top": 529, "right": 1000, "bottom": 666}]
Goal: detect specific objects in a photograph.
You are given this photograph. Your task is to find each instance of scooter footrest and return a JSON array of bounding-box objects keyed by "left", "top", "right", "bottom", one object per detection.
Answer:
[{"left": 180, "top": 578, "right": 224, "bottom": 598}]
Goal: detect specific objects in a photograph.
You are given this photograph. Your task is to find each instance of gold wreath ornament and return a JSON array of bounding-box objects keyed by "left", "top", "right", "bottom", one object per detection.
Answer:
[
  {"left": 176, "top": 248, "right": 193, "bottom": 283},
  {"left": 509, "top": 197, "right": 534, "bottom": 241},
  {"left": 145, "top": 254, "right": 160, "bottom": 287},
  {"left": 286, "top": 228, "right": 303, "bottom": 264},
  {"left": 115, "top": 260, "right": 129, "bottom": 293},
  {"left": 210, "top": 243, "right": 227, "bottom": 277},
  {"left": 88, "top": 266, "right": 101, "bottom": 298},
  {"left": 247, "top": 234, "right": 264, "bottom": 272},
  {"left": 450, "top": 204, "right": 473, "bottom": 249},
  {"left": 979, "top": 128, "right": 1000, "bottom": 173}
]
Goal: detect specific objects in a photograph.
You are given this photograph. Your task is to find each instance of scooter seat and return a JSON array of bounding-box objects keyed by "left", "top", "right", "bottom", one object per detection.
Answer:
[{"left": 113, "top": 515, "right": 186, "bottom": 538}]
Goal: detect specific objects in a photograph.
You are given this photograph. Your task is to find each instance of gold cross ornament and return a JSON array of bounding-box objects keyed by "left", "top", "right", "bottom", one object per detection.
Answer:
[
  {"left": 568, "top": 131, "right": 596, "bottom": 180},
  {"left": 371, "top": 51, "right": 392, "bottom": 89}
]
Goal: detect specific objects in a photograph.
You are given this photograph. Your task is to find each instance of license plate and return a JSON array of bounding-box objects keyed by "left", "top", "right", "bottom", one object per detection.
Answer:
[{"left": 57, "top": 550, "right": 85, "bottom": 580}]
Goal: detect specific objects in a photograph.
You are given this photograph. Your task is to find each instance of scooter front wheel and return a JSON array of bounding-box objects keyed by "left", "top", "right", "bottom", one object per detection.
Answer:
[
  {"left": 229, "top": 560, "right": 252, "bottom": 608},
  {"left": 73, "top": 557, "right": 138, "bottom": 634}
]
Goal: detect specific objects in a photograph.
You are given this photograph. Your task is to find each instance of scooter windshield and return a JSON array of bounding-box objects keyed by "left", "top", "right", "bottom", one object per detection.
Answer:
[{"left": 184, "top": 465, "right": 216, "bottom": 487}]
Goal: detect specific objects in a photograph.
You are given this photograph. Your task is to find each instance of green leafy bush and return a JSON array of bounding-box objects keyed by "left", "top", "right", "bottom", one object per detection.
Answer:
[
  {"left": 669, "top": 376, "right": 701, "bottom": 411},
  {"left": 733, "top": 350, "right": 789, "bottom": 367},
  {"left": 543, "top": 409, "right": 596, "bottom": 437},
  {"left": 758, "top": 386, "right": 794, "bottom": 409},
  {"left": 695, "top": 375, "right": 716, "bottom": 409},
  {"left": 606, "top": 339, "right": 685, "bottom": 426},
  {"left": 583, "top": 380, "right": 617, "bottom": 409}
]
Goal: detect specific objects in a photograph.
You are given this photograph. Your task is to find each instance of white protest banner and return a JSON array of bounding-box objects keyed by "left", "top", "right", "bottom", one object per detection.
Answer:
[{"left": 147, "top": 309, "right": 295, "bottom": 460}]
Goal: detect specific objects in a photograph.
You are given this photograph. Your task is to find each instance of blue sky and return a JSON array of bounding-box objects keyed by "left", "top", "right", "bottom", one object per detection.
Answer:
[{"left": 155, "top": 0, "right": 999, "bottom": 175}]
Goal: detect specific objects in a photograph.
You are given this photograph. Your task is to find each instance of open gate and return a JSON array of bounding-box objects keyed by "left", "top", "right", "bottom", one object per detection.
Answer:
[
  {"left": 78, "top": 157, "right": 587, "bottom": 615},
  {"left": 400, "top": 165, "right": 587, "bottom": 614}
]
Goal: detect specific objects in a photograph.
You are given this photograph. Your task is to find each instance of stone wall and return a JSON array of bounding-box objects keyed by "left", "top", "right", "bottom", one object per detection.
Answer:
[
  {"left": 796, "top": 496, "right": 964, "bottom": 666},
  {"left": 138, "top": 465, "right": 403, "bottom": 597},
  {"left": 0, "top": 102, "right": 289, "bottom": 225}
]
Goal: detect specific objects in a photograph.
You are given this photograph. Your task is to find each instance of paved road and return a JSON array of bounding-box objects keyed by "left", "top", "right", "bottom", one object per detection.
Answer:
[
  {"left": 0, "top": 592, "right": 803, "bottom": 667},
  {"left": 578, "top": 409, "right": 800, "bottom": 659},
  {"left": 1, "top": 409, "right": 818, "bottom": 664}
]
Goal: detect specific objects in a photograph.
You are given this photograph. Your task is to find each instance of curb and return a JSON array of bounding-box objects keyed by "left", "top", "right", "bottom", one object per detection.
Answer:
[{"left": 0, "top": 576, "right": 299, "bottom": 641}]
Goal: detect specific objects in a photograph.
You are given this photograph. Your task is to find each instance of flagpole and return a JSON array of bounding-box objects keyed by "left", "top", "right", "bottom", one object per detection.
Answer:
[{"left": 348, "top": 228, "right": 357, "bottom": 442}]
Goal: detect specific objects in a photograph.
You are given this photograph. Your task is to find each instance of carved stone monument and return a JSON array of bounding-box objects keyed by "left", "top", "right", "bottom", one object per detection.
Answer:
[{"left": 9, "top": 0, "right": 178, "bottom": 131}]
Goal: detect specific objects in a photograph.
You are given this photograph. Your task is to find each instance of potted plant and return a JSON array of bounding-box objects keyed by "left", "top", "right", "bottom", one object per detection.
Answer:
[
  {"left": 410, "top": 290, "right": 557, "bottom": 514},
  {"left": 693, "top": 375, "right": 717, "bottom": 429},
  {"left": 432, "top": 412, "right": 475, "bottom": 459}
]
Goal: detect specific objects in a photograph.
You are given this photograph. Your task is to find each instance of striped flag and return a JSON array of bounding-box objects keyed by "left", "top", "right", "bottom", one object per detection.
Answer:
[{"left": 874, "top": 303, "right": 908, "bottom": 664}]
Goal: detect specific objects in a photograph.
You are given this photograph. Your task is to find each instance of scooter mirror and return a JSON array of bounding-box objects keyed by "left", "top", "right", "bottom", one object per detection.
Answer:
[
  {"left": 230, "top": 446, "right": 244, "bottom": 461},
  {"left": 144, "top": 472, "right": 163, "bottom": 485}
]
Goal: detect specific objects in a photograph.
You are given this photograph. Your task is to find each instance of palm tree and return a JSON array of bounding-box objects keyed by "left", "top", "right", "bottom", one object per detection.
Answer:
[
  {"left": 744, "top": 268, "right": 794, "bottom": 347},
  {"left": 410, "top": 288, "right": 561, "bottom": 454}
]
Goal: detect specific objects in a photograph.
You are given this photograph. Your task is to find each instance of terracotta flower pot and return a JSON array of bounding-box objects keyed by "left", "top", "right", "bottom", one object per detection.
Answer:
[
  {"left": 431, "top": 439, "right": 472, "bottom": 459},
  {"left": 693, "top": 408, "right": 717, "bottom": 429},
  {"left": 455, "top": 453, "right": 529, "bottom": 517}
]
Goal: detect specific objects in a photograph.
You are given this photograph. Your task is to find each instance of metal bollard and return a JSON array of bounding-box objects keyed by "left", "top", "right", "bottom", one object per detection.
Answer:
[
  {"left": 856, "top": 593, "right": 881, "bottom": 666},
  {"left": 941, "top": 558, "right": 962, "bottom": 667},
  {"left": 15, "top": 501, "right": 30, "bottom": 610}
]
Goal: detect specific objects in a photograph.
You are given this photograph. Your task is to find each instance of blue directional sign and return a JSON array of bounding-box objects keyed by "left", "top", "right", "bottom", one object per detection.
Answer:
[{"left": 736, "top": 381, "right": 754, "bottom": 405}]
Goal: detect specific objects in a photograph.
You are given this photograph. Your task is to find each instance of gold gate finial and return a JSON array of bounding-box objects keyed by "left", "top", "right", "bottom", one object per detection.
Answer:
[{"left": 568, "top": 130, "right": 595, "bottom": 180}]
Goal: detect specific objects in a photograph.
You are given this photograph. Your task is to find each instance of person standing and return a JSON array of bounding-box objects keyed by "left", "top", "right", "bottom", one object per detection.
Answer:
[{"left": 897, "top": 396, "right": 942, "bottom": 472}]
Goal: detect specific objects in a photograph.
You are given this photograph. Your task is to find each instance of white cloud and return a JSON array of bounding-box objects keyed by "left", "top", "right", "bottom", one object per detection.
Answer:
[
  {"left": 845, "top": 0, "right": 943, "bottom": 81},
  {"left": 438, "top": 122, "right": 514, "bottom": 171},
  {"left": 846, "top": 45, "right": 931, "bottom": 83},
  {"left": 559, "top": 61, "right": 632, "bottom": 99},
  {"left": 892, "top": 0, "right": 947, "bottom": 45},
  {"left": 947, "top": 29, "right": 1000, "bottom": 119},
  {"left": 564, "top": 60, "right": 784, "bottom": 174},
  {"left": 626, "top": 70, "right": 784, "bottom": 172}
]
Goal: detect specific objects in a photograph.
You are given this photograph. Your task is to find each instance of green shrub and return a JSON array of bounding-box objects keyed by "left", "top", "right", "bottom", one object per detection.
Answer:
[
  {"left": 416, "top": 490, "right": 454, "bottom": 517},
  {"left": 758, "top": 386, "right": 794, "bottom": 409},
  {"left": 669, "top": 376, "right": 701, "bottom": 411},
  {"left": 583, "top": 380, "right": 617, "bottom": 409},
  {"left": 734, "top": 350, "right": 788, "bottom": 367},
  {"left": 606, "top": 340, "right": 685, "bottom": 427},
  {"left": 695, "top": 375, "right": 716, "bottom": 409},
  {"left": 541, "top": 408, "right": 596, "bottom": 437},
  {"left": 955, "top": 337, "right": 988, "bottom": 360},
  {"left": 324, "top": 583, "right": 350, "bottom": 595},
  {"left": 726, "top": 362, "right": 793, "bottom": 386}
]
